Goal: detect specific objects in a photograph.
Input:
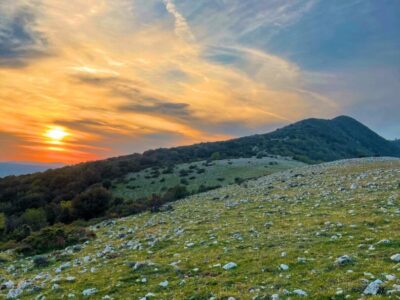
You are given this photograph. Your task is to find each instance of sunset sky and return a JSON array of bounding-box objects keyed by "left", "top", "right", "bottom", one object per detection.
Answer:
[{"left": 0, "top": 0, "right": 399, "bottom": 164}]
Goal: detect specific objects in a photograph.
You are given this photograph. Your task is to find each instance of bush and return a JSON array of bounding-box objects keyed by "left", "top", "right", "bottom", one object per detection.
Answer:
[
  {"left": 17, "top": 224, "right": 95, "bottom": 255},
  {"left": 33, "top": 255, "right": 49, "bottom": 267},
  {"left": 20, "top": 208, "right": 48, "bottom": 231},
  {"left": 72, "top": 186, "right": 112, "bottom": 220}
]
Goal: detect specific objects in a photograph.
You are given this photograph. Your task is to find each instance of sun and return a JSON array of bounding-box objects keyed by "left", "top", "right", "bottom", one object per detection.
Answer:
[{"left": 45, "top": 126, "right": 69, "bottom": 143}]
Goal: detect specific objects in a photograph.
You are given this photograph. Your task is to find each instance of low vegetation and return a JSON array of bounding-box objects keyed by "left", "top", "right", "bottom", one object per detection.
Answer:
[{"left": 0, "top": 158, "right": 399, "bottom": 299}]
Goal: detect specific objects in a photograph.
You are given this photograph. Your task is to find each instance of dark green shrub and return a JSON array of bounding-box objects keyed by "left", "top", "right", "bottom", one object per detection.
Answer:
[
  {"left": 33, "top": 255, "right": 49, "bottom": 267},
  {"left": 72, "top": 187, "right": 112, "bottom": 220},
  {"left": 17, "top": 224, "right": 95, "bottom": 255}
]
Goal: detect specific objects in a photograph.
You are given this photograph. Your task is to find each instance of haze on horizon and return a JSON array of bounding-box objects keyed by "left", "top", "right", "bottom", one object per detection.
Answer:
[{"left": 0, "top": 0, "right": 399, "bottom": 164}]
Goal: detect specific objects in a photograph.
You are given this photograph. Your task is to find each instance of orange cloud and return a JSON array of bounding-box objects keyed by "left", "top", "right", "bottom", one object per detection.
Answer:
[{"left": 0, "top": 0, "right": 339, "bottom": 163}]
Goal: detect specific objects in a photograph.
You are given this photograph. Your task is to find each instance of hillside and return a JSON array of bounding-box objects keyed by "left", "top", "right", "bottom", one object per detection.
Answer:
[
  {"left": 0, "top": 163, "right": 63, "bottom": 178},
  {"left": 1, "top": 115, "right": 399, "bottom": 248},
  {"left": 113, "top": 157, "right": 304, "bottom": 202},
  {"left": 0, "top": 158, "right": 399, "bottom": 299},
  {"left": 393, "top": 140, "right": 400, "bottom": 148}
]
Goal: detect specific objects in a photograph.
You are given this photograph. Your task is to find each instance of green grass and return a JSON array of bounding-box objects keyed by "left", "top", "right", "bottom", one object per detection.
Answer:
[
  {"left": 1, "top": 158, "right": 399, "bottom": 299},
  {"left": 112, "top": 156, "right": 304, "bottom": 200}
]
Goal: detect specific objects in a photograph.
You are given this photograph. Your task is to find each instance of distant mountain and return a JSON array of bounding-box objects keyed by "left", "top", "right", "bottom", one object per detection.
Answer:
[
  {"left": 0, "top": 162, "right": 64, "bottom": 178},
  {"left": 393, "top": 139, "right": 400, "bottom": 148},
  {"left": 260, "top": 115, "right": 400, "bottom": 162},
  {"left": 1, "top": 115, "right": 399, "bottom": 246}
]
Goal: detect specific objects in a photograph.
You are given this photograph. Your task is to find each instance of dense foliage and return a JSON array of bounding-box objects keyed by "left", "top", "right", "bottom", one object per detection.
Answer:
[
  {"left": 1, "top": 115, "right": 399, "bottom": 249},
  {"left": 16, "top": 224, "right": 95, "bottom": 255}
]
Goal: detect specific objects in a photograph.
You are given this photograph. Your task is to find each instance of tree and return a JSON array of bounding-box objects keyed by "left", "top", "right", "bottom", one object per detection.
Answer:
[
  {"left": 20, "top": 208, "right": 48, "bottom": 231},
  {"left": 210, "top": 152, "right": 221, "bottom": 161},
  {"left": 72, "top": 187, "right": 112, "bottom": 220}
]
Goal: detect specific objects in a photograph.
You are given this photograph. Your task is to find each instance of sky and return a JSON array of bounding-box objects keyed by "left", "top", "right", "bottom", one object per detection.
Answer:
[{"left": 0, "top": 0, "right": 399, "bottom": 164}]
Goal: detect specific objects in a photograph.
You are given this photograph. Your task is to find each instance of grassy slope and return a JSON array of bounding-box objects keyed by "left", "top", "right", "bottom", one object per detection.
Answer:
[
  {"left": 112, "top": 157, "right": 304, "bottom": 201},
  {"left": 1, "top": 158, "right": 400, "bottom": 299}
]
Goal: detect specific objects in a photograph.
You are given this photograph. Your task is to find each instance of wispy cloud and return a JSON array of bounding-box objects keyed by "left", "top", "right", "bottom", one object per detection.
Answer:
[
  {"left": 1, "top": 0, "right": 397, "bottom": 162},
  {"left": 163, "top": 0, "right": 195, "bottom": 42}
]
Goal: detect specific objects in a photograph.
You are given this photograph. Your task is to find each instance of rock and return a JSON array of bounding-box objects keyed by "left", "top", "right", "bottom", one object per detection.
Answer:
[
  {"left": 363, "top": 279, "right": 383, "bottom": 295},
  {"left": 293, "top": 289, "right": 308, "bottom": 297},
  {"left": 82, "top": 288, "right": 98, "bottom": 296},
  {"left": 223, "top": 262, "right": 238, "bottom": 270},
  {"left": 2, "top": 280, "right": 14, "bottom": 289},
  {"left": 66, "top": 276, "right": 76, "bottom": 282},
  {"left": 159, "top": 280, "right": 169, "bottom": 288},
  {"left": 279, "top": 264, "right": 289, "bottom": 271},
  {"left": 385, "top": 274, "right": 396, "bottom": 281},
  {"left": 335, "top": 255, "right": 353, "bottom": 265},
  {"left": 7, "top": 288, "right": 23, "bottom": 299},
  {"left": 390, "top": 253, "right": 400, "bottom": 262}
]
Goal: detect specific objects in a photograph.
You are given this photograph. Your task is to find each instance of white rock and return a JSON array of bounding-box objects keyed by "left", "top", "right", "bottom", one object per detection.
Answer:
[
  {"left": 223, "top": 262, "right": 238, "bottom": 270},
  {"left": 335, "top": 255, "right": 352, "bottom": 265},
  {"left": 7, "top": 288, "right": 23, "bottom": 299},
  {"left": 293, "top": 289, "right": 308, "bottom": 297},
  {"left": 363, "top": 279, "right": 383, "bottom": 295},
  {"left": 82, "top": 288, "right": 98, "bottom": 296},
  {"left": 385, "top": 274, "right": 396, "bottom": 281},
  {"left": 3, "top": 280, "right": 14, "bottom": 289},
  {"left": 159, "top": 280, "right": 169, "bottom": 288},
  {"left": 280, "top": 264, "right": 289, "bottom": 271},
  {"left": 271, "top": 294, "right": 280, "bottom": 300},
  {"left": 390, "top": 253, "right": 400, "bottom": 262}
]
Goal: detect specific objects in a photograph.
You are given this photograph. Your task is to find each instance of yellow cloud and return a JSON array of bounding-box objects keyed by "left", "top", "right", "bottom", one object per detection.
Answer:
[{"left": 0, "top": 0, "right": 339, "bottom": 163}]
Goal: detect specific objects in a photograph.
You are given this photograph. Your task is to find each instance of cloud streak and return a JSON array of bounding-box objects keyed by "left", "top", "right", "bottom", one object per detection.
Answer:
[{"left": 163, "top": 0, "right": 195, "bottom": 42}]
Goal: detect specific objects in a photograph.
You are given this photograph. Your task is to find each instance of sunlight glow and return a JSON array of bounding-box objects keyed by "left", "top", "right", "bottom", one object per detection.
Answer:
[{"left": 45, "top": 126, "right": 69, "bottom": 144}]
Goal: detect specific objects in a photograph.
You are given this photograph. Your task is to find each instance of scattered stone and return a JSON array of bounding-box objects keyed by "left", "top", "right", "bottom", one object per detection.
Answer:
[
  {"left": 279, "top": 264, "right": 289, "bottom": 271},
  {"left": 223, "top": 262, "right": 238, "bottom": 270},
  {"left": 293, "top": 289, "right": 308, "bottom": 297},
  {"left": 159, "top": 280, "right": 169, "bottom": 288},
  {"left": 390, "top": 254, "right": 400, "bottom": 262},
  {"left": 363, "top": 279, "right": 383, "bottom": 295},
  {"left": 82, "top": 288, "right": 98, "bottom": 296},
  {"left": 335, "top": 255, "right": 353, "bottom": 265}
]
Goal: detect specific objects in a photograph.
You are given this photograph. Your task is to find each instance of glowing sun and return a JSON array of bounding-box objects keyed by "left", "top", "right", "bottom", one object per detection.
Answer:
[{"left": 45, "top": 126, "right": 69, "bottom": 143}]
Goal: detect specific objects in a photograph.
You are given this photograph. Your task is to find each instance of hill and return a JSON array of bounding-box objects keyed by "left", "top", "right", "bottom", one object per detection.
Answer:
[
  {"left": 1, "top": 158, "right": 399, "bottom": 299},
  {"left": 393, "top": 139, "right": 400, "bottom": 148},
  {"left": 0, "top": 162, "right": 63, "bottom": 178},
  {"left": 112, "top": 157, "right": 304, "bottom": 201},
  {"left": 0, "top": 115, "right": 398, "bottom": 247}
]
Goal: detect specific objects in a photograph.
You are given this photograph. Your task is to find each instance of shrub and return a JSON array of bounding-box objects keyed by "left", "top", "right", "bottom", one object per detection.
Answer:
[
  {"left": 210, "top": 152, "right": 221, "bottom": 160},
  {"left": 72, "top": 186, "right": 112, "bottom": 220},
  {"left": 33, "top": 255, "right": 49, "bottom": 267},
  {"left": 17, "top": 224, "right": 95, "bottom": 255},
  {"left": 20, "top": 208, "right": 48, "bottom": 231},
  {"left": 234, "top": 177, "right": 244, "bottom": 185}
]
